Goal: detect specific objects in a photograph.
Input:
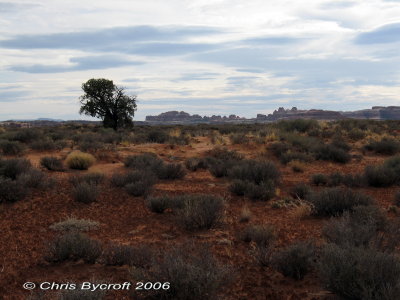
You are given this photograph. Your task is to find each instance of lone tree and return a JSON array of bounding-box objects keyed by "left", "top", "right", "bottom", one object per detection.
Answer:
[{"left": 79, "top": 78, "right": 137, "bottom": 130}]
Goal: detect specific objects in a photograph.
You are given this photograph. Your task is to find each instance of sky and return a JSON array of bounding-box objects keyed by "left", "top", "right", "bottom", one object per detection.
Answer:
[{"left": 0, "top": 0, "right": 400, "bottom": 121}]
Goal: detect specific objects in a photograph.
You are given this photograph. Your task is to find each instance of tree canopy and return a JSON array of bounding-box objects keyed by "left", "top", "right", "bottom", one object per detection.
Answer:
[{"left": 79, "top": 78, "right": 137, "bottom": 130}]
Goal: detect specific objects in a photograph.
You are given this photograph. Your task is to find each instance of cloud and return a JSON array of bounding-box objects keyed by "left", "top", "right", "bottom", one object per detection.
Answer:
[
  {"left": 355, "top": 22, "right": 400, "bottom": 44},
  {"left": 173, "top": 72, "right": 219, "bottom": 82},
  {"left": 0, "top": 25, "right": 222, "bottom": 51},
  {"left": 0, "top": 2, "right": 39, "bottom": 13},
  {"left": 242, "top": 36, "right": 304, "bottom": 46},
  {"left": 0, "top": 90, "right": 30, "bottom": 102},
  {"left": 8, "top": 55, "right": 143, "bottom": 73}
]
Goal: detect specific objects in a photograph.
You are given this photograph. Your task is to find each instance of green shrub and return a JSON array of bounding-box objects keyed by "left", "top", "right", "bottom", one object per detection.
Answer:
[
  {"left": 348, "top": 128, "right": 366, "bottom": 140},
  {"left": 364, "top": 137, "right": 400, "bottom": 155},
  {"left": 40, "top": 156, "right": 64, "bottom": 171},
  {"left": 208, "top": 159, "right": 233, "bottom": 177},
  {"left": 319, "top": 244, "right": 400, "bottom": 300},
  {"left": 146, "top": 195, "right": 173, "bottom": 213},
  {"left": 311, "top": 173, "right": 328, "bottom": 186},
  {"left": 111, "top": 170, "right": 156, "bottom": 196},
  {"left": 72, "top": 182, "right": 99, "bottom": 204},
  {"left": 229, "top": 179, "right": 249, "bottom": 196},
  {"left": 8, "top": 128, "right": 41, "bottom": 143},
  {"left": 177, "top": 194, "right": 224, "bottom": 231},
  {"left": 45, "top": 231, "right": 102, "bottom": 264},
  {"left": 0, "top": 140, "right": 25, "bottom": 155},
  {"left": 308, "top": 188, "right": 374, "bottom": 217},
  {"left": 269, "top": 142, "right": 289, "bottom": 158},
  {"left": 65, "top": 151, "right": 95, "bottom": 170},
  {"left": 272, "top": 241, "right": 315, "bottom": 280},
  {"left": 276, "top": 119, "right": 319, "bottom": 133}
]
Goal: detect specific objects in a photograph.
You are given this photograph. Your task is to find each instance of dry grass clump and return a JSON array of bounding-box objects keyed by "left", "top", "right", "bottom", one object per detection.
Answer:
[
  {"left": 288, "top": 160, "right": 306, "bottom": 172},
  {"left": 65, "top": 151, "right": 95, "bottom": 170},
  {"left": 50, "top": 217, "right": 99, "bottom": 232}
]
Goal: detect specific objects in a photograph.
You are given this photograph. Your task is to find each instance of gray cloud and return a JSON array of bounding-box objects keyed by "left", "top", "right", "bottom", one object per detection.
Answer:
[
  {"left": 9, "top": 55, "right": 143, "bottom": 73},
  {"left": 0, "top": 2, "right": 40, "bottom": 13},
  {"left": 0, "top": 25, "right": 221, "bottom": 51},
  {"left": 355, "top": 23, "right": 400, "bottom": 44},
  {"left": 173, "top": 72, "right": 220, "bottom": 82},
  {"left": 0, "top": 90, "right": 30, "bottom": 102}
]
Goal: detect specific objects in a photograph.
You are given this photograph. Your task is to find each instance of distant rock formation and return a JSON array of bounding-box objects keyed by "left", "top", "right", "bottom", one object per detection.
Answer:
[
  {"left": 145, "top": 106, "right": 400, "bottom": 124},
  {"left": 145, "top": 111, "right": 244, "bottom": 123}
]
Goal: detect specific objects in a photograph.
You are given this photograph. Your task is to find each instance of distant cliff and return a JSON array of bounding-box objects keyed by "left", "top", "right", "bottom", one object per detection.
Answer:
[{"left": 145, "top": 106, "right": 400, "bottom": 124}]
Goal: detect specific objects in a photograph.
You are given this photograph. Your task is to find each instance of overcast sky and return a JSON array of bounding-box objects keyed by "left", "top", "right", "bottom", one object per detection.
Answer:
[{"left": 1, "top": 0, "right": 400, "bottom": 121}]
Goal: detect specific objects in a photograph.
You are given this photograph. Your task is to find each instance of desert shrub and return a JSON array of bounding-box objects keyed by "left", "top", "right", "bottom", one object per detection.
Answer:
[
  {"left": 330, "top": 137, "right": 351, "bottom": 152},
  {"left": 348, "top": 128, "right": 366, "bottom": 140},
  {"left": 319, "top": 244, "right": 400, "bottom": 300},
  {"left": 40, "top": 156, "right": 64, "bottom": 171},
  {"left": 276, "top": 119, "right": 319, "bottom": 133},
  {"left": 177, "top": 194, "right": 224, "bottom": 231},
  {"left": 395, "top": 191, "right": 400, "bottom": 207},
  {"left": 228, "top": 160, "right": 280, "bottom": 185},
  {"left": 0, "top": 140, "right": 25, "bottom": 155},
  {"left": 229, "top": 179, "right": 249, "bottom": 196},
  {"left": 311, "top": 173, "right": 328, "bottom": 186},
  {"left": 207, "top": 159, "right": 234, "bottom": 177},
  {"left": 314, "top": 144, "right": 351, "bottom": 163},
  {"left": 245, "top": 180, "right": 276, "bottom": 201},
  {"left": 69, "top": 172, "right": 104, "bottom": 187},
  {"left": 18, "top": 168, "right": 46, "bottom": 188},
  {"left": 72, "top": 182, "right": 99, "bottom": 204},
  {"left": 279, "top": 152, "right": 313, "bottom": 165},
  {"left": 0, "top": 177, "right": 28, "bottom": 203},
  {"left": 364, "top": 165, "right": 397, "bottom": 187},
  {"left": 50, "top": 217, "right": 99, "bottom": 232},
  {"left": 65, "top": 152, "right": 95, "bottom": 170},
  {"left": 78, "top": 140, "right": 104, "bottom": 153},
  {"left": 240, "top": 224, "right": 275, "bottom": 247},
  {"left": 288, "top": 160, "right": 305, "bottom": 172},
  {"left": 364, "top": 137, "right": 400, "bottom": 155},
  {"left": 207, "top": 146, "right": 243, "bottom": 161},
  {"left": 141, "top": 244, "right": 231, "bottom": 300},
  {"left": 125, "top": 180, "right": 153, "bottom": 197},
  {"left": 230, "top": 132, "right": 249, "bottom": 144},
  {"left": 30, "top": 138, "right": 56, "bottom": 151},
  {"left": 155, "top": 163, "right": 186, "bottom": 180},
  {"left": 308, "top": 188, "right": 374, "bottom": 217},
  {"left": 45, "top": 231, "right": 102, "bottom": 264},
  {"left": 8, "top": 128, "right": 41, "bottom": 143},
  {"left": 269, "top": 142, "right": 290, "bottom": 158},
  {"left": 272, "top": 241, "right": 315, "bottom": 280},
  {"left": 124, "top": 152, "right": 163, "bottom": 170},
  {"left": 0, "top": 157, "right": 31, "bottom": 179},
  {"left": 290, "top": 183, "right": 312, "bottom": 200},
  {"left": 185, "top": 157, "right": 208, "bottom": 171},
  {"left": 146, "top": 195, "right": 173, "bottom": 213},
  {"left": 111, "top": 170, "right": 156, "bottom": 188},
  {"left": 146, "top": 130, "right": 169, "bottom": 143},
  {"left": 239, "top": 206, "right": 252, "bottom": 223},
  {"left": 101, "top": 244, "right": 153, "bottom": 267}
]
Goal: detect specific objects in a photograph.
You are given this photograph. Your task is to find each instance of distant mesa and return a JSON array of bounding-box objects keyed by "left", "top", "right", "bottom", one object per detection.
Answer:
[{"left": 145, "top": 106, "right": 400, "bottom": 124}]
